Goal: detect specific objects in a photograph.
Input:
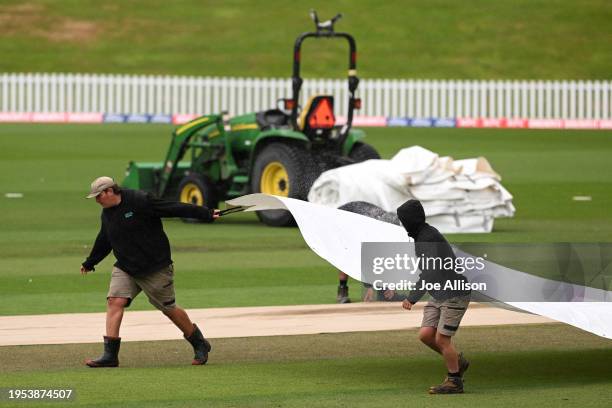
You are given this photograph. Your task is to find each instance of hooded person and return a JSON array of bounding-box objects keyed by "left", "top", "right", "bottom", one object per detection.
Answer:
[
  {"left": 396, "top": 199, "right": 470, "bottom": 303},
  {"left": 396, "top": 199, "right": 472, "bottom": 395}
]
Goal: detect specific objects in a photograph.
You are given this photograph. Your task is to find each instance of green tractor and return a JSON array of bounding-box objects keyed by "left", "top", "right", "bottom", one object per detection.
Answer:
[{"left": 123, "top": 11, "right": 380, "bottom": 226}]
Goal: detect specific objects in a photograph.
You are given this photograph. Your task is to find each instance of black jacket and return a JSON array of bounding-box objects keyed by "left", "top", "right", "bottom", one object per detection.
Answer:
[
  {"left": 82, "top": 189, "right": 213, "bottom": 276},
  {"left": 397, "top": 199, "right": 470, "bottom": 304}
]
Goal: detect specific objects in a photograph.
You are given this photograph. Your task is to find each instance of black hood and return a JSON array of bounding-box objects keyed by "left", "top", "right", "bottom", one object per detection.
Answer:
[{"left": 396, "top": 199, "right": 426, "bottom": 238}]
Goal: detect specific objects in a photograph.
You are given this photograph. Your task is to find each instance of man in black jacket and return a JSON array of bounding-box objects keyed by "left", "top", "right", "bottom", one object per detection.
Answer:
[
  {"left": 397, "top": 199, "right": 471, "bottom": 394},
  {"left": 80, "top": 176, "right": 219, "bottom": 367}
]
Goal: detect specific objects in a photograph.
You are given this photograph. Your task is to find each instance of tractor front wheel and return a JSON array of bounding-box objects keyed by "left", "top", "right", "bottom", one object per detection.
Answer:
[
  {"left": 177, "top": 174, "right": 218, "bottom": 223},
  {"left": 251, "top": 143, "right": 316, "bottom": 226}
]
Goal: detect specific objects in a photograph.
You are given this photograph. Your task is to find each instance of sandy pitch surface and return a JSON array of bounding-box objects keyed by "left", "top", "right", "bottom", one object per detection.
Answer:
[{"left": 0, "top": 302, "right": 553, "bottom": 346}]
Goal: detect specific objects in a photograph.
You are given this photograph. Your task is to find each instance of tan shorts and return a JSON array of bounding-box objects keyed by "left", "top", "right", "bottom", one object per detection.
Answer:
[
  {"left": 107, "top": 265, "right": 177, "bottom": 312},
  {"left": 421, "top": 294, "right": 471, "bottom": 336}
]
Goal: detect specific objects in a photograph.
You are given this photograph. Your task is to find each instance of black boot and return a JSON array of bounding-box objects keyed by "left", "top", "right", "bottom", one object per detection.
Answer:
[
  {"left": 184, "top": 324, "right": 211, "bottom": 365},
  {"left": 85, "top": 336, "right": 120, "bottom": 367},
  {"left": 337, "top": 285, "right": 351, "bottom": 304}
]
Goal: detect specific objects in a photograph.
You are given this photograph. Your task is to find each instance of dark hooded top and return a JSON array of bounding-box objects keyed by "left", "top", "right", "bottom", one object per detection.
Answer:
[
  {"left": 396, "top": 199, "right": 470, "bottom": 303},
  {"left": 82, "top": 189, "right": 214, "bottom": 277}
]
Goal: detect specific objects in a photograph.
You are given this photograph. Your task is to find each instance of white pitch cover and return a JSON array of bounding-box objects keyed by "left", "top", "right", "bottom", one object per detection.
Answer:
[{"left": 226, "top": 194, "right": 612, "bottom": 339}]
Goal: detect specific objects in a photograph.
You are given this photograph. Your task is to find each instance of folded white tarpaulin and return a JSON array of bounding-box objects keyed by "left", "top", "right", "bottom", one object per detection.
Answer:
[
  {"left": 226, "top": 194, "right": 612, "bottom": 339},
  {"left": 307, "top": 146, "right": 515, "bottom": 233}
]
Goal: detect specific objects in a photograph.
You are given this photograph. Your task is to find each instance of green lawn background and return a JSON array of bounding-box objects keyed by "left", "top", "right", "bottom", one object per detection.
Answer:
[{"left": 1, "top": 0, "right": 611, "bottom": 79}]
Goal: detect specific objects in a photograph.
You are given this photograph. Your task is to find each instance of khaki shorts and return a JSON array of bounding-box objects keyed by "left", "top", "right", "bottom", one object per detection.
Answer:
[
  {"left": 107, "top": 265, "right": 177, "bottom": 312},
  {"left": 421, "top": 294, "right": 471, "bottom": 336}
]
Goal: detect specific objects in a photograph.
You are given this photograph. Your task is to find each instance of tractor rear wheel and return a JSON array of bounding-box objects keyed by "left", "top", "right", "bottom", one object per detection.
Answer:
[
  {"left": 349, "top": 142, "right": 380, "bottom": 162},
  {"left": 251, "top": 143, "right": 317, "bottom": 226},
  {"left": 177, "top": 174, "right": 218, "bottom": 223}
]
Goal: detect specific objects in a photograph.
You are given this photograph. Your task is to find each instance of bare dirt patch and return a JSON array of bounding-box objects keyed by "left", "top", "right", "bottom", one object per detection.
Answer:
[
  {"left": 0, "top": 2, "right": 99, "bottom": 43},
  {"left": 43, "top": 19, "right": 98, "bottom": 42},
  {"left": 0, "top": 2, "right": 44, "bottom": 35}
]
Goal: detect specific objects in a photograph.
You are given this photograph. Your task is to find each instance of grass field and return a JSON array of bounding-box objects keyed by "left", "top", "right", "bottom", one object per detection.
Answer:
[
  {"left": 0, "top": 125, "right": 611, "bottom": 406},
  {"left": 0, "top": 124, "right": 611, "bottom": 315},
  {"left": 2, "top": 1, "right": 611, "bottom": 406},
  {"left": 1, "top": 324, "right": 611, "bottom": 407},
  {"left": 1, "top": 0, "right": 611, "bottom": 79}
]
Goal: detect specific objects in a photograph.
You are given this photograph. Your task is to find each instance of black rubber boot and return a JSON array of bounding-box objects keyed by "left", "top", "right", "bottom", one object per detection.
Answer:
[
  {"left": 85, "top": 336, "right": 120, "bottom": 367},
  {"left": 337, "top": 285, "right": 351, "bottom": 304},
  {"left": 184, "top": 324, "right": 211, "bottom": 365}
]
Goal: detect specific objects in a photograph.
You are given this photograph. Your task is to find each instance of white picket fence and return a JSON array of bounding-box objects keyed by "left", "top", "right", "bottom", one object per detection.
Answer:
[{"left": 1, "top": 73, "right": 610, "bottom": 119}]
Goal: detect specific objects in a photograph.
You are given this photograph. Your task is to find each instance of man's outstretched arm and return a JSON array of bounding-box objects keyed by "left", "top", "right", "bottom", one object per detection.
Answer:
[
  {"left": 148, "top": 194, "right": 219, "bottom": 222},
  {"left": 81, "top": 227, "right": 112, "bottom": 273}
]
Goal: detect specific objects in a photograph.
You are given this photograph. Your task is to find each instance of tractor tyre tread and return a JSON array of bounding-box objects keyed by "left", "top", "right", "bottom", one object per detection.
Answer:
[
  {"left": 348, "top": 142, "right": 380, "bottom": 162},
  {"left": 251, "top": 143, "right": 319, "bottom": 227}
]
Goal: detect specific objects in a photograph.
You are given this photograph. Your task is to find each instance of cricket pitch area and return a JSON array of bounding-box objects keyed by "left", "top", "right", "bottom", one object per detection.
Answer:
[{"left": 0, "top": 302, "right": 552, "bottom": 346}]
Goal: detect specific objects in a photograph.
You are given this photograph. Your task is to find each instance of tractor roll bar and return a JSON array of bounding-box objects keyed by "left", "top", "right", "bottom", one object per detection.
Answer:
[{"left": 289, "top": 11, "right": 359, "bottom": 146}]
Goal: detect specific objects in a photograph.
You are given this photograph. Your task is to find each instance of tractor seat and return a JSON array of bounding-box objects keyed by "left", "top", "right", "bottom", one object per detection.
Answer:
[
  {"left": 299, "top": 95, "right": 335, "bottom": 132},
  {"left": 256, "top": 109, "right": 289, "bottom": 130}
]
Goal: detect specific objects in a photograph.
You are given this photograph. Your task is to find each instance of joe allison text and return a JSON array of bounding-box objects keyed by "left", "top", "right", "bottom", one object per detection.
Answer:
[{"left": 372, "top": 279, "right": 486, "bottom": 291}]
